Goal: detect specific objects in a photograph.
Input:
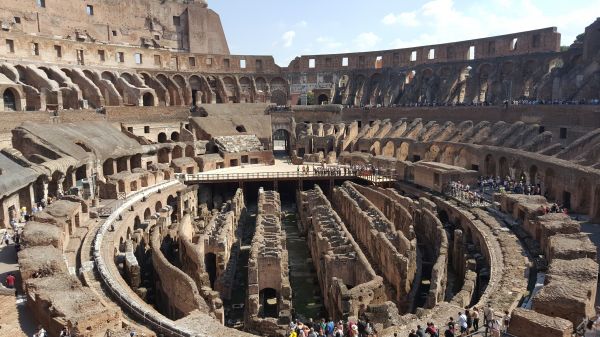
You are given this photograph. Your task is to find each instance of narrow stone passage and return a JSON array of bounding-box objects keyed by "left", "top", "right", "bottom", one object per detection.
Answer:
[{"left": 282, "top": 205, "right": 325, "bottom": 321}]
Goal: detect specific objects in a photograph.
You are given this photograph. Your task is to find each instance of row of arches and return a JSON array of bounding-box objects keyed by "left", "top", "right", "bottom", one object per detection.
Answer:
[
  {"left": 332, "top": 56, "right": 560, "bottom": 107},
  {"left": 0, "top": 61, "right": 291, "bottom": 111},
  {"left": 367, "top": 138, "right": 600, "bottom": 217}
]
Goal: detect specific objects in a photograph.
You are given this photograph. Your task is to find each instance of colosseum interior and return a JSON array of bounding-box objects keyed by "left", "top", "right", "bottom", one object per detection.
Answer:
[{"left": 0, "top": 1, "right": 599, "bottom": 337}]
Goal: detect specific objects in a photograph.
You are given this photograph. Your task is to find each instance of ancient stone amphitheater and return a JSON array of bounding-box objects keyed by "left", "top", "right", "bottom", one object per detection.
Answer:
[{"left": 0, "top": 1, "right": 599, "bottom": 337}]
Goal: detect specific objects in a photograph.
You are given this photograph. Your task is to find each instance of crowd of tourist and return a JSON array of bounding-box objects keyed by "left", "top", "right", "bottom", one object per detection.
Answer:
[
  {"left": 285, "top": 305, "right": 514, "bottom": 337},
  {"left": 348, "top": 98, "right": 600, "bottom": 110},
  {"left": 287, "top": 317, "right": 377, "bottom": 337},
  {"left": 444, "top": 175, "right": 549, "bottom": 207},
  {"left": 297, "top": 164, "right": 389, "bottom": 178}
]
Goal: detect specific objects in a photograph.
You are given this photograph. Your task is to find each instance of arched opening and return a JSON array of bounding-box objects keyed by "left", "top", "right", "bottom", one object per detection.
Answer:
[
  {"left": 158, "top": 132, "right": 167, "bottom": 143},
  {"left": 576, "top": 177, "right": 591, "bottom": 213},
  {"left": 142, "top": 92, "right": 154, "bottom": 106},
  {"left": 512, "top": 161, "right": 526, "bottom": 182},
  {"left": 144, "top": 208, "right": 152, "bottom": 220},
  {"left": 172, "top": 146, "right": 183, "bottom": 159},
  {"left": 396, "top": 142, "right": 410, "bottom": 161},
  {"left": 155, "top": 201, "right": 163, "bottom": 212},
  {"left": 259, "top": 288, "right": 278, "bottom": 318},
  {"left": 205, "top": 253, "right": 217, "bottom": 289},
  {"left": 484, "top": 154, "right": 496, "bottom": 176},
  {"left": 544, "top": 168, "right": 555, "bottom": 200},
  {"left": 3, "top": 88, "right": 17, "bottom": 111},
  {"left": 103, "top": 159, "right": 115, "bottom": 176},
  {"left": 134, "top": 216, "right": 141, "bottom": 230},
  {"left": 381, "top": 141, "right": 395, "bottom": 157},
  {"left": 273, "top": 129, "right": 291, "bottom": 156},
  {"left": 170, "top": 132, "right": 179, "bottom": 142},
  {"left": 529, "top": 165, "right": 538, "bottom": 185},
  {"left": 498, "top": 157, "right": 509, "bottom": 179},
  {"left": 157, "top": 148, "right": 170, "bottom": 163},
  {"left": 167, "top": 195, "right": 178, "bottom": 223},
  {"left": 185, "top": 145, "right": 195, "bottom": 157},
  {"left": 317, "top": 94, "right": 329, "bottom": 105}
]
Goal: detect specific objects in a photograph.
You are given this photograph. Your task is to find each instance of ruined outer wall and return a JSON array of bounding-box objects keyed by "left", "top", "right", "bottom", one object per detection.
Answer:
[
  {"left": 415, "top": 199, "right": 449, "bottom": 308},
  {"left": 0, "top": 0, "right": 228, "bottom": 54},
  {"left": 287, "top": 28, "right": 559, "bottom": 72},
  {"left": 177, "top": 213, "right": 225, "bottom": 323},
  {"left": 151, "top": 222, "right": 210, "bottom": 320}
]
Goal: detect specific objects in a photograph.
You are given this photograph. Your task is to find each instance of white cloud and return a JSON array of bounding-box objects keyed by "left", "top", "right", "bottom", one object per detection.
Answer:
[
  {"left": 281, "top": 30, "right": 296, "bottom": 48},
  {"left": 296, "top": 20, "right": 308, "bottom": 28},
  {"left": 316, "top": 36, "right": 344, "bottom": 50},
  {"left": 353, "top": 32, "right": 381, "bottom": 50},
  {"left": 382, "top": 11, "right": 420, "bottom": 27}
]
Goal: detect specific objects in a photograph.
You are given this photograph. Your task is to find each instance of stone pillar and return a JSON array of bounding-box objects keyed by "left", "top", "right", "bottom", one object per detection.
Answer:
[{"left": 453, "top": 229, "right": 465, "bottom": 277}]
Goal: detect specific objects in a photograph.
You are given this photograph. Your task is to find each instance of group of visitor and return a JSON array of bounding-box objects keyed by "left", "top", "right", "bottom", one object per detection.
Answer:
[
  {"left": 477, "top": 175, "right": 542, "bottom": 196},
  {"left": 347, "top": 98, "right": 600, "bottom": 110},
  {"left": 288, "top": 317, "right": 376, "bottom": 337},
  {"left": 401, "top": 305, "right": 511, "bottom": 337},
  {"left": 444, "top": 181, "right": 487, "bottom": 207}
]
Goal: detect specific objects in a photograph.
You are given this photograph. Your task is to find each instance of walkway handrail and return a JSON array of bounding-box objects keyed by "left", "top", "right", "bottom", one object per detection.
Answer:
[
  {"left": 175, "top": 171, "right": 399, "bottom": 182},
  {"left": 92, "top": 180, "right": 194, "bottom": 337}
]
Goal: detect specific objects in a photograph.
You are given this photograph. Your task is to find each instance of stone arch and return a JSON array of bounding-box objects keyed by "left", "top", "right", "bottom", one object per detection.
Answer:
[
  {"left": 512, "top": 160, "right": 526, "bottom": 182},
  {"left": 103, "top": 158, "right": 115, "bottom": 176},
  {"left": 189, "top": 75, "right": 208, "bottom": 105},
  {"left": 477, "top": 63, "right": 493, "bottom": 102},
  {"left": 317, "top": 94, "right": 329, "bottom": 105},
  {"left": 185, "top": 145, "right": 195, "bottom": 157},
  {"left": 370, "top": 141, "right": 381, "bottom": 156},
  {"left": 172, "top": 145, "right": 183, "bottom": 159},
  {"left": 273, "top": 128, "right": 291, "bottom": 154},
  {"left": 439, "top": 147, "right": 456, "bottom": 165},
  {"left": 381, "top": 141, "right": 395, "bottom": 157},
  {"left": 424, "top": 144, "right": 441, "bottom": 162},
  {"left": 259, "top": 288, "right": 279, "bottom": 318},
  {"left": 529, "top": 165, "right": 539, "bottom": 185},
  {"left": 172, "top": 74, "right": 190, "bottom": 105},
  {"left": 101, "top": 71, "right": 117, "bottom": 83},
  {"left": 484, "top": 154, "right": 496, "bottom": 176},
  {"left": 576, "top": 177, "right": 591, "bottom": 213},
  {"left": 498, "top": 157, "right": 509, "bottom": 179},
  {"left": 156, "top": 73, "right": 182, "bottom": 106},
  {"left": 396, "top": 142, "right": 410, "bottom": 161},
  {"left": 155, "top": 201, "right": 163, "bottom": 212},
  {"left": 2, "top": 87, "right": 21, "bottom": 111},
  {"left": 158, "top": 148, "right": 170, "bottom": 163},
  {"left": 158, "top": 132, "right": 167, "bottom": 143},
  {"left": 222, "top": 76, "right": 238, "bottom": 103},
  {"left": 171, "top": 131, "right": 180, "bottom": 142},
  {"left": 238, "top": 76, "right": 252, "bottom": 103},
  {"left": 144, "top": 207, "right": 152, "bottom": 220},
  {"left": 142, "top": 92, "right": 155, "bottom": 106},
  {"left": 453, "top": 148, "right": 469, "bottom": 168}
]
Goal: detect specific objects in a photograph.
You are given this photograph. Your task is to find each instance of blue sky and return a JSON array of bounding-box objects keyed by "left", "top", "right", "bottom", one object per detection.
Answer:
[{"left": 209, "top": 0, "right": 600, "bottom": 66}]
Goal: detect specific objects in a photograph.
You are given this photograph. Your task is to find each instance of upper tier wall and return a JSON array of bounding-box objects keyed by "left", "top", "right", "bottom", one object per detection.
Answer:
[
  {"left": 0, "top": 31, "right": 277, "bottom": 74},
  {"left": 287, "top": 27, "right": 560, "bottom": 72},
  {"left": 0, "top": 0, "right": 228, "bottom": 54}
]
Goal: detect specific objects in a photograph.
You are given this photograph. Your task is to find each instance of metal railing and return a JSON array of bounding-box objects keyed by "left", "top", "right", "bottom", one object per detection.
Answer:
[
  {"left": 175, "top": 171, "right": 398, "bottom": 182},
  {"left": 92, "top": 180, "right": 194, "bottom": 337}
]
